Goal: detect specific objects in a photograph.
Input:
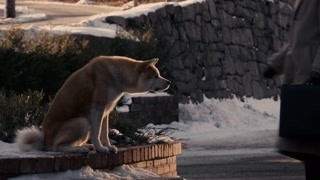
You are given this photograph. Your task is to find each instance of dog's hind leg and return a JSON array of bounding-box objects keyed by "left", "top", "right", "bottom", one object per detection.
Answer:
[
  {"left": 81, "top": 143, "right": 94, "bottom": 150},
  {"left": 53, "top": 117, "right": 90, "bottom": 153}
]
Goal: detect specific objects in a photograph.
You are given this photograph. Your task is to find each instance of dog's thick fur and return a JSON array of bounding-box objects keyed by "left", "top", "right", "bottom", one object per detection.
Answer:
[{"left": 15, "top": 56, "right": 170, "bottom": 153}]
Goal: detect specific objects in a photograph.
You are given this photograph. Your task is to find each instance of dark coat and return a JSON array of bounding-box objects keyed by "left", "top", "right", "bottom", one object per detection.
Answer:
[{"left": 268, "top": 0, "right": 320, "bottom": 84}]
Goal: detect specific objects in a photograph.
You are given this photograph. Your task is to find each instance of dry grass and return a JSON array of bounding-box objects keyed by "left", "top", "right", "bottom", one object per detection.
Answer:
[{"left": 94, "top": 0, "right": 126, "bottom": 7}]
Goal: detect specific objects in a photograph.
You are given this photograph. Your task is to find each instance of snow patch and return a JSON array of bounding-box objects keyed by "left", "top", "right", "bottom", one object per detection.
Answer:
[
  {"left": 11, "top": 165, "right": 159, "bottom": 180},
  {"left": 0, "top": 5, "right": 47, "bottom": 24},
  {"left": 179, "top": 96, "right": 279, "bottom": 129},
  {"left": 107, "top": 0, "right": 206, "bottom": 18},
  {"left": 76, "top": 0, "right": 93, "bottom": 5},
  {"left": 148, "top": 96, "right": 280, "bottom": 148}
]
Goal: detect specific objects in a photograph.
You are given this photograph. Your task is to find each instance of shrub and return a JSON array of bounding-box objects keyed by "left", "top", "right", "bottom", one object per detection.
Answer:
[
  {"left": 0, "top": 27, "right": 169, "bottom": 96},
  {"left": 0, "top": 27, "right": 89, "bottom": 95},
  {"left": 0, "top": 26, "right": 88, "bottom": 58},
  {"left": 0, "top": 90, "right": 48, "bottom": 143}
]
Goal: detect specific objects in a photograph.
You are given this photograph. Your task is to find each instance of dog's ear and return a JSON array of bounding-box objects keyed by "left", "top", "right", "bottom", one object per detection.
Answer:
[
  {"left": 150, "top": 58, "right": 159, "bottom": 65},
  {"left": 140, "top": 58, "right": 159, "bottom": 72},
  {"left": 145, "top": 58, "right": 158, "bottom": 66}
]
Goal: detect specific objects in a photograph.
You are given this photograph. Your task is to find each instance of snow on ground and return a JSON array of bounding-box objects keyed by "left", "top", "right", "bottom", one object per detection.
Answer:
[
  {"left": 107, "top": 0, "right": 205, "bottom": 18},
  {"left": 116, "top": 90, "right": 279, "bottom": 148},
  {"left": 11, "top": 165, "right": 159, "bottom": 180},
  {"left": 146, "top": 96, "right": 280, "bottom": 150},
  {"left": 0, "top": 5, "right": 47, "bottom": 24}
]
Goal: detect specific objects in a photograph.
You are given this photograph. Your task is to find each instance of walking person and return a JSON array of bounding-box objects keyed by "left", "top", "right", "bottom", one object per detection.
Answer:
[{"left": 264, "top": 0, "right": 320, "bottom": 179}]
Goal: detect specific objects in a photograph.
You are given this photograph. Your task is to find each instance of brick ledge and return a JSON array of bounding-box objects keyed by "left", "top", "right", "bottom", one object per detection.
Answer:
[{"left": 0, "top": 142, "right": 181, "bottom": 179}]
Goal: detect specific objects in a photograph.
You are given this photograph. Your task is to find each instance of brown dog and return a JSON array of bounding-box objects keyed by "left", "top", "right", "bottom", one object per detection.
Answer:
[{"left": 16, "top": 56, "right": 170, "bottom": 153}]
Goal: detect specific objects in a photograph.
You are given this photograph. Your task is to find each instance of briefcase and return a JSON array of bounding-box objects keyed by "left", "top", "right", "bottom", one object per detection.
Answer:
[{"left": 280, "top": 85, "right": 320, "bottom": 140}]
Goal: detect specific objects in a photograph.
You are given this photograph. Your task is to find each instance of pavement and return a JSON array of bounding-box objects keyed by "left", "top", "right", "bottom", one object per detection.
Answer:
[
  {"left": 177, "top": 147, "right": 305, "bottom": 179},
  {"left": 0, "top": 1, "right": 121, "bottom": 27}
]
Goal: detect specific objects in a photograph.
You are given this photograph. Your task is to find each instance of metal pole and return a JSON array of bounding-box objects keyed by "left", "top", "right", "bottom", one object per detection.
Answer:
[
  {"left": 133, "top": 0, "right": 138, "bottom": 7},
  {"left": 4, "top": 0, "right": 16, "bottom": 18}
]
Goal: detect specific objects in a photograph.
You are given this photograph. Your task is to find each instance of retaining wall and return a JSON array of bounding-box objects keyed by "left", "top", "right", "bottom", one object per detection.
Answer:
[
  {"left": 116, "top": 95, "right": 179, "bottom": 126},
  {"left": 106, "top": 0, "right": 293, "bottom": 103}
]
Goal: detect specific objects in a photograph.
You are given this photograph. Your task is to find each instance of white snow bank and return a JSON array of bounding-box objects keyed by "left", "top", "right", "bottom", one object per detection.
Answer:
[
  {"left": 48, "top": 25, "right": 118, "bottom": 37},
  {"left": 76, "top": 0, "right": 94, "bottom": 5},
  {"left": 0, "top": 141, "right": 60, "bottom": 158},
  {"left": 146, "top": 96, "right": 280, "bottom": 147},
  {"left": 179, "top": 96, "right": 279, "bottom": 129},
  {"left": 10, "top": 165, "right": 159, "bottom": 180},
  {"left": 107, "top": 0, "right": 205, "bottom": 18}
]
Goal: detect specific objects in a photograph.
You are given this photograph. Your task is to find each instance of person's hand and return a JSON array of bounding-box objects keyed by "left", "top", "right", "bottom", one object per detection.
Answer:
[
  {"left": 263, "top": 66, "right": 277, "bottom": 79},
  {"left": 308, "top": 71, "right": 320, "bottom": 85}
]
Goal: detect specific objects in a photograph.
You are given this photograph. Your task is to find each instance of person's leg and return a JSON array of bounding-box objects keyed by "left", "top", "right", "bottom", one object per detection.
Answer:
[{"left": 304, "top": 159, "right": 320, "bottom": 180}]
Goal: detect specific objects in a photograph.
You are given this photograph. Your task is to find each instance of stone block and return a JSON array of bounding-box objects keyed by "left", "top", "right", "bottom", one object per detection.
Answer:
[
  {"left": 207, "top": 0, "right": 219, "bottom": 18},
  {"left": 184, "top": 22, "right": 201, "bottom": 41},
  {"left": 222, "top": 27, "right": 232, "bottom": 44},
  {"left": 223, "top": 1, "right": 235, "bottom": 14},
  {"left": 105, "top": 16, "right": 126, "bottom": 28},
  {"left": 146, "top": 160, "right": 153, "bottom": 168},
  {"left": 178, "top": 26, "right": 188, "bottom": 42},
  {"left": 253, "top": 12, "right": 266, "bottom": 29},
  {"left": 236, "top": 0, "right": 257, "bottom": 10},
  {"left": 220, "top": 10, "right": 234, "bottom": 28},
  {"left": 182, "top": 4, "right": 196, "bottom": 21},
  {"left": 251, "top": 80, "right": 264, "bottom": 99},
  {"left": 235, "top": 61, "right": 246, "bottom": 76},
  {"left": 165, "top": 4, "right": 175, "bottom": 15},
  {"left": 134, "top": 161, "right": 147, "bottom": 168},
  {"left": 173, "top": 6, "right": 183, "bottom": 22},
  {"left": 222, "top": 49, "right": 236, "bottom": 75}
]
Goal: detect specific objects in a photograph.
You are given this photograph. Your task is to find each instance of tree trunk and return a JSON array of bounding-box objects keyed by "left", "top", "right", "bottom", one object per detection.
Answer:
[{"left": 4, "top": 0, "right": 16, "bottom": 18}]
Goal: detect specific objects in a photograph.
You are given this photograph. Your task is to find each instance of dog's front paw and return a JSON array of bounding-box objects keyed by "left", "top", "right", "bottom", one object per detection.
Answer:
[
  {"left": 108, "top": 145, "right": 118, "bottom": 154},
  {"left": 95, "top": 146, "right": 110, "bottom": 153}
]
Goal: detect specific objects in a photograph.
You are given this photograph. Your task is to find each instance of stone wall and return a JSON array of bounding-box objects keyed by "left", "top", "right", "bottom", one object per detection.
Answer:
[
  {"left": 106, "top": 0, "right": 293, "bottom": 103},
  {"left": 116, "top": 95, "right": 179, "bottom": 126}
]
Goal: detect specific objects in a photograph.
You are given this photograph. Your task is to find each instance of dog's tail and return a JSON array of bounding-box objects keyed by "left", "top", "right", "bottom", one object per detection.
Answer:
[{"left": 15, "top": 126, "right": 44, "bottom": 151}]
